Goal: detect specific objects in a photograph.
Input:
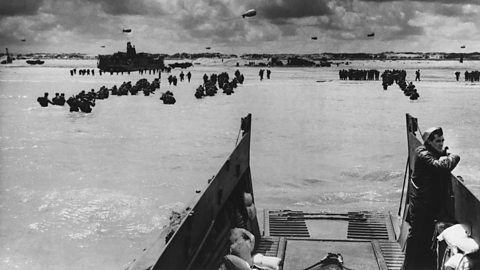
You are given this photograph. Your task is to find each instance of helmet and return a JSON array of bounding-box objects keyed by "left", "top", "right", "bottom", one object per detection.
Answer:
[{"left": 422, "top": 127, "right": 443, "bottom": 142}]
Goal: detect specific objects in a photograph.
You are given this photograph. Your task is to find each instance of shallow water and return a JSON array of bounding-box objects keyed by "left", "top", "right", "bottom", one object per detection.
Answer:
[{"left": 1, "top": 59, "right": 479, "bottom": 269}]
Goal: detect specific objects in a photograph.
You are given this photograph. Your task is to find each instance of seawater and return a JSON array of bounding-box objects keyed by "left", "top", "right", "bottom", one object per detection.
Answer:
[{"left": 1, "top": 59, "right": 479, "bottom": 269}]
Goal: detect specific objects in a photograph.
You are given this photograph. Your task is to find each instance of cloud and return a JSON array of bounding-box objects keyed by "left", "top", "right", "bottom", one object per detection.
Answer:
[
  {"left": 383, "top": 24, "right": 424, "bottom": 40},
  {"left": 86, "top": 0, "right": 167, "bottom": 16},
  {"left": 0, "top": 0, "right": 478, "bottom": 54},
  {"left": 432, "top": 4, "right": 468, "bottom": 17},
  {"left": 302, "top": 1, "right": 416, "bottom": 42},
  {"left": 255, "top": 0, "right": 332, "bottom": 21},
  {"left": 359, "top": 0, "right": 478, "bottom": 4},
  {"left": 429, "top": 3, "right": 480, "bottom": 20},
  {"left": 170, "top": 0, "right": 246, "bottom": 43},
  {"left": 0, "top": 0, "right": 45, "bottom": 16},
  {"left": 0, "top": 18, "right": 29, "bottom": 44}
]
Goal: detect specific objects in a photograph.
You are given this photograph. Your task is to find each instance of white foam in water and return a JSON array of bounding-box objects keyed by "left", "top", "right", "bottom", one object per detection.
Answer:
[{"left": 1, "top": 60, "right": 480, "bottom": 269}]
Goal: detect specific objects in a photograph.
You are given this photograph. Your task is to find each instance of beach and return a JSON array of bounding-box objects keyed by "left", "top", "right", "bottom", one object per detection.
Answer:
[{"left": 1, "top": 59, "right": 480, "bottom": 269}]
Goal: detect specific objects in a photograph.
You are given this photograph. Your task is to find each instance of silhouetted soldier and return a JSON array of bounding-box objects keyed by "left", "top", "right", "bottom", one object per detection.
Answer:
[
  {"left": 57, "top": 93, "right": 66, "bottom": 105},
  {"left": 37, "top": 92, "right": 53, "bottom": 107},
  {"left": 67, "top": 96, "right": 79, "bottom": 112},
  {"left": 415, "top": 70, "right": 421, "bottom": 81},
  {"left": 79, "top": 98, "right": 95, "bottom": 113},
  {"left": 52, "top": 93, "right": 62, "bottom": 105}
]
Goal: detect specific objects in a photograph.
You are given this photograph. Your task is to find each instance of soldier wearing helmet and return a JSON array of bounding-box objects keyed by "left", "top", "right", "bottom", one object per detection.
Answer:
[{"left": 403, "top": 127, "right": 460, "bottom": 270}]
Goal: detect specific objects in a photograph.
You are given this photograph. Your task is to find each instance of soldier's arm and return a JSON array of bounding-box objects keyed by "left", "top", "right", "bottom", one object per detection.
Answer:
[{"left": 417, "top": 148, "right": 460, "bottom": 171}]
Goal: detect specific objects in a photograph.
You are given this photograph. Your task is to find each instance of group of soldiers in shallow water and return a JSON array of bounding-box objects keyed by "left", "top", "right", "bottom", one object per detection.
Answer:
[
  {"left": 339, "top": 69, "right": 380, "bottom": 80},
  {"left": 37, "top": 90, "right": 96, "bottom": 113},
  {"left": 37, "top": 77, "right": 164, "bottom": 112},
  {"left": 37, "top": 92, "right": 66, "bottom": 107},
  {"left": 195, "top": 69, "right": 245, "bottom": 99},
  {"left": 38, "top": 68, "right": 250, "bottom": 110},
  {"left": 455, "top": 70, "right": 480, "bottom": 82},
  {"left": 381, "top": 69, "right": 419, "bottom": 100},
  {"left": 69, "top": 68, "right": 169, "bottom": 77}
]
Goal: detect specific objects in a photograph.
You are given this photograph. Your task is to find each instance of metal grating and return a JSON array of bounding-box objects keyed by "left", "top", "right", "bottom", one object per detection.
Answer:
[
  {"left": 255, "top": 237, "right": 281, "bottom": 257},
  {"left": 347, "top": 212, "right": 389, "bottom": 240},
  {"left": 269, "top": 211, "right": 311, "bottom": 238},
  {"left": 378, "top": 240, "right": 405, "bottom": 270}
]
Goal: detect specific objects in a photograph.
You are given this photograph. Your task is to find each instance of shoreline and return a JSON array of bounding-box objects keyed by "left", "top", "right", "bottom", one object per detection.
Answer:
[{"left": 2, "top": 53, "right": 480, "bottom": 62}]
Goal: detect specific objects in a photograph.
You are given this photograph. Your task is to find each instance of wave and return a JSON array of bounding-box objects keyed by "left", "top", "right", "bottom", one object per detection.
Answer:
[
  {"left": 27, "top": 188, "right": 185, "bottom": 240},
  {"left": 341, "top": 166, "right": 403, "bottom": 182}
]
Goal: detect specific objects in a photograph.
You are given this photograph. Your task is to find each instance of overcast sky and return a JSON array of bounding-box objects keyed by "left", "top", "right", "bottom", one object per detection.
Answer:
[{"left": 0, "top": 0, "right": 478, "bottom": 55}]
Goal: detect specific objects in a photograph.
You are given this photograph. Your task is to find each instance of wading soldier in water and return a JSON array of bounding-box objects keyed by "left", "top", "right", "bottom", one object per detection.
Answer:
[
  {"left": 37, "top": 92, "right": 54, "bottom": 107},
  {"left": 403, "top": 127, "right": 460, "bottom": 270}
]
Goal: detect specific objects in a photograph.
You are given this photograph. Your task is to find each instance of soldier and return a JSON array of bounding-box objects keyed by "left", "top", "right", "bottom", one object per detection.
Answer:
[{"left": 37, "top": 93, "right": 53, "bottom": 107}]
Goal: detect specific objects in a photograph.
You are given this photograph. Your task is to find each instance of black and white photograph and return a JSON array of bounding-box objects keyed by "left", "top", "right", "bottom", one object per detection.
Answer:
[{"left": 1, "top": 0, "right": 479, "bottom": 269}]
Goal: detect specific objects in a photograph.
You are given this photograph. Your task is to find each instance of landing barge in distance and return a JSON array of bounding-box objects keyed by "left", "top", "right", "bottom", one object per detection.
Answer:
[{"left": 97, "top": 42, "right": 164, "bottom": 72}]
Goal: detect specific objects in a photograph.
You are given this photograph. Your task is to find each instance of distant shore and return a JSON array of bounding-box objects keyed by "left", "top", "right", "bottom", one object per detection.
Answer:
[{"left": 1, "top": 51, "right": 479, "bottom": 62}]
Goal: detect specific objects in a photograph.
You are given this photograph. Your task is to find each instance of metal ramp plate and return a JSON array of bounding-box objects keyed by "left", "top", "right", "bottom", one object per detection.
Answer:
[
  {"left": 378, "top": 240, "right": 405, "bottom": 270},
  {"left": 347, "top": 212, "right": 390, "bottom": 240},
  {"left": 263, "top": 210, "right": 405, "bottom": 270},
  {"left": 254, "top": 237, "right": 283, "bottom": 257},
  {"left": 267, "top": 210, "right": 311, "bottom": 238}
]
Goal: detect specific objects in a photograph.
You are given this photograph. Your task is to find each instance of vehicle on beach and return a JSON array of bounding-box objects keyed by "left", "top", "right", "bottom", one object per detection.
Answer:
[
  {"left": 97, "top": 42, "right": 164, "bottom": 72},
  {"left": 126, "top": 114, "right": 480, "bottom": 270},
  {"left": 26, "top": 59, "right": 45, "bottom": 65},
  {"left": 168, "top": 62, "right": 193, "bottom": 69}
]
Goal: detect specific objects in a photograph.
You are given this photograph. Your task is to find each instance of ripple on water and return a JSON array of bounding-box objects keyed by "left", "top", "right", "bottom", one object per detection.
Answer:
[
  {"left": 341, "top": 166, "right": 403, "bottom": 182},
  {"left": 302, "top": 178, "right": 328, "bottom": 185},
  {"left": 32, "top": 188, "right": 184, "bottom": 240},
  {"left": 289, "top": 190, "right": 386, "bottom": 208},
  {"left": 10, "top": 186, "right": 35, "bottom": 203},
  {"left": 0, "top": 95, "right": 29, "bottom": 99}
]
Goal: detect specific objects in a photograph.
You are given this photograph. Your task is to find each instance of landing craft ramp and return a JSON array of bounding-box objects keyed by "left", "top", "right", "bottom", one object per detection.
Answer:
[{"left": 256, "top": 210, "right": 404, "bottom": 270}]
